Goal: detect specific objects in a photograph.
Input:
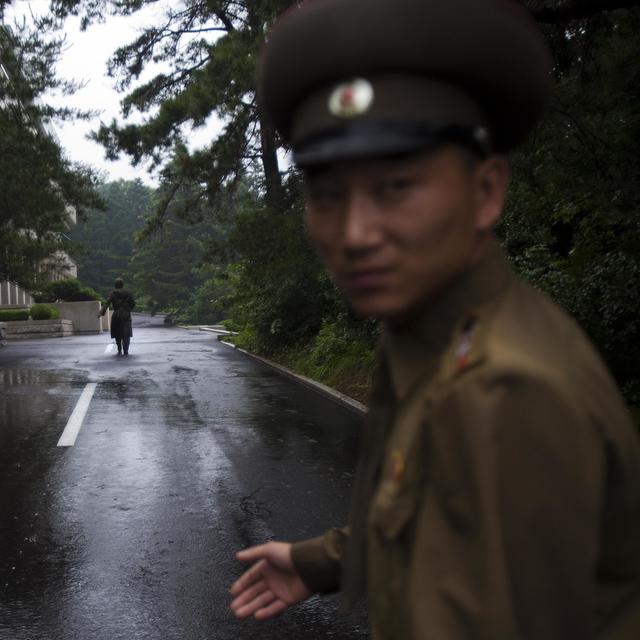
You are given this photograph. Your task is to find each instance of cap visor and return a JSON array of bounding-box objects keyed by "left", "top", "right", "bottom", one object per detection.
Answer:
[{"left": 293, "top": 122, "right": 488, "bottom": 167}]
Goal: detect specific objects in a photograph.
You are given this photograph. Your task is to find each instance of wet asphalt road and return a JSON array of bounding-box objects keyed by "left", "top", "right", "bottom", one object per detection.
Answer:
[{"left": 0, "top": 315, "right": 369, "bottom": 639}]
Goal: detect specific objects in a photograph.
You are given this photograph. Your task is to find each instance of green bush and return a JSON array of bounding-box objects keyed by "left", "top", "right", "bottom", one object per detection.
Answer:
[
  {"left": 30, "top": 303, "right": 60, "bottom": 320},
  {"left": 0, "top": 308, "right": 30, "bottom": 321},
  {"left": 255, "top": 319, "right": 379, "bottom": 402},
  {"left": 34, "top": 278, "right": 101, "bottom": 302},
  {"left": 293, "top": 320, "right": 377, "bottom": 386}
]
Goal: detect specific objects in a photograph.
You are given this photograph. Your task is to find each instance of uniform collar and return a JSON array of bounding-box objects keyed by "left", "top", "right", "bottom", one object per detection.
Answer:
[{"left": 382, "top": 240, "right": 513, "bottom": 403}]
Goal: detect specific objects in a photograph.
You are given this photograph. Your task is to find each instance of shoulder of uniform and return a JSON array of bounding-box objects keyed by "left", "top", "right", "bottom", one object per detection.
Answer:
[
  {"left": 439, "top": 280, "right": 552, "bottom": 382},
  {"left": 436, "top": 300, "right": 580, "bottom": 416},
  {"left": 440, "top": 279, "right": 602, "bottom": 390}
]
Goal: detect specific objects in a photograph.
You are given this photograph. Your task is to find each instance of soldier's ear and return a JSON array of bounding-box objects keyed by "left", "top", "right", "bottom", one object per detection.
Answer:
[{"left": 473, "top": 155, "right": 509, "bottom": 232}]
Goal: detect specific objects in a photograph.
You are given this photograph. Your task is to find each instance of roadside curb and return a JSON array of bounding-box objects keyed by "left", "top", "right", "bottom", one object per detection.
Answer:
[
  {"left": 199, "top": 326, "right": 236, "bottom": 336},
  {"left": 216, "top": 338, "right": 368, "bottom": 416}
]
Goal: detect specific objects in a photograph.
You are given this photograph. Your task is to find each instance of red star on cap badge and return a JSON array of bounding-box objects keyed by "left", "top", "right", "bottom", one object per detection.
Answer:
[
  {"left": 340, "top": 87, "right": 355, "bottom": 109},
  {"left": 328, "top": 78, "right": 374, "bottom": 119}
]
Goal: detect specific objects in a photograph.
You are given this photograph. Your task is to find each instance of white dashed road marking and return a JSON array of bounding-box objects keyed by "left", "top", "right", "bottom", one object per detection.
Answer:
[{"left": 57, "top": 383, "right": 98, "bottom": 447}]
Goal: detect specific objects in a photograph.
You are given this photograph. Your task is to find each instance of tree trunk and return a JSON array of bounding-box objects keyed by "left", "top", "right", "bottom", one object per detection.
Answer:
[{"left": 259, "top": 117, "right": 284, "bottom": 210}]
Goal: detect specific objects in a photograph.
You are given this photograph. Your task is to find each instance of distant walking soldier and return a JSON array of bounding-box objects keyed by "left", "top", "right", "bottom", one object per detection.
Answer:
[
  {"left": 100, "top": 278, "right": 135, "bottom": 356},
  {"left": 229, "top": 0, "right": 640, "bottom": 638}
]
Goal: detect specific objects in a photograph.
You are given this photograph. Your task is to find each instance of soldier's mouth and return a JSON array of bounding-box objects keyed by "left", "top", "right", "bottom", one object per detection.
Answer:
[{"left": 341, "top": 268, "right": 393, "bottom": 292}]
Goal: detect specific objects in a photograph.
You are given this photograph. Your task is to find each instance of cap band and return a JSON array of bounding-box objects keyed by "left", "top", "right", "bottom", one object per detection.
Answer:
[{"left": 293, "top": 120, "right": 492, "bottom": 166}]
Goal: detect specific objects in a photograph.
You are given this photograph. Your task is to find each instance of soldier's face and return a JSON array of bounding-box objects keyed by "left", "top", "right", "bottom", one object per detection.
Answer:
[{"left": 303, "top": 147, "right": 506, "bottom": 324}]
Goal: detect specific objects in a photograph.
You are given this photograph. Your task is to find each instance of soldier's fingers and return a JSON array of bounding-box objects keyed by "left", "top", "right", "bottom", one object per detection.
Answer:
[
  {"left": 235, "top": 543, "right": 274, "bottom": 563},
  {"left": 255, "top": 598, "right": 288, "bottom": 621},
  {"left": 230, "top": 578, "right": 268, "bottom": 610},
  {"left": 230, "top": 559, "right": 266, "bottom": 595},
  {"left": 233, "top": 588, "right": 277, "bottom": 619}
]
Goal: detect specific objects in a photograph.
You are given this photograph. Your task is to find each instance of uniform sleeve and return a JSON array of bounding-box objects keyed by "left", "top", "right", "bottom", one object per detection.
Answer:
[
  {"left": 290, "top": 527, "right": 349, "bottom": 593},
  {"left": 100, "top": 293, "right": 112, "bottom": 316},
  {"left": 410, "top": 372, "right": 605, "bottom": 639}
]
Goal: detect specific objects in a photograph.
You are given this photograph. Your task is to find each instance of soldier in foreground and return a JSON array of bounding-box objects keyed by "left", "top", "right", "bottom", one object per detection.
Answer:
[
  {"left": 230, "top": 0, "right": 640, "bottom": 637},
  {"left": 99, "top": 278, "right": 135, "bottom": 356}
]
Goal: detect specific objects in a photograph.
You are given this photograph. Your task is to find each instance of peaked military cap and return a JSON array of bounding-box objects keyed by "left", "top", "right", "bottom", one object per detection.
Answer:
[{"left": 259, "top": 0, "right": 553, "bottom": 166}]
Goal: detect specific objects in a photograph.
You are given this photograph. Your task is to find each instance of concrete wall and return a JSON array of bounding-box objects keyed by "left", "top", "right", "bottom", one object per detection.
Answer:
[
  {"left": 4, "top": 319, "right": 73, "bottom": 340},
  {"left": 52, "top": 301, "right": 111, "bottom": 333}
]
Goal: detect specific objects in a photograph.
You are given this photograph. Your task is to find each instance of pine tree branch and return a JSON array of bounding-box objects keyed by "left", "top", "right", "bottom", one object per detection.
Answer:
[
  {"left": 164, "top": 27, "right": 228, "bottom": 35},
  {"left": 215, "top": 10, "right": 235, "bottom": 32}
]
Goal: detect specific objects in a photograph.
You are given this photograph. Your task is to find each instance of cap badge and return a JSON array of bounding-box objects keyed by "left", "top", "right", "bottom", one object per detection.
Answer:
[{"left": 328, "top": 78, "right": 374, "bottom": 119}]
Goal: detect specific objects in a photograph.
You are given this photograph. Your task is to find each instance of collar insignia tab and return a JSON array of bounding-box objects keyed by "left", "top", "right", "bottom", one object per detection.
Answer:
[{"left": 456, "top": 314, "right": 478, "bottom": 373}]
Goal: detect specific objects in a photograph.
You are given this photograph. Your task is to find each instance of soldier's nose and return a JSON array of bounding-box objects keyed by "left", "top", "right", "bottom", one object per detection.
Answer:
[{"left": 342, "top": 193, "right": 383, "bottom": 252}]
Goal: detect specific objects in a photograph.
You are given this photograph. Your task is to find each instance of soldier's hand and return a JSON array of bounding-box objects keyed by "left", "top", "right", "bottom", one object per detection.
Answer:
[{"left": 230, "top": 541, "right": 312, "bottom": 620}]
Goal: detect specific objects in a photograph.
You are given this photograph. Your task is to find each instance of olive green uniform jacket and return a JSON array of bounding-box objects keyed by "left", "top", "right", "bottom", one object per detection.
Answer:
[{"left": 291, "top": 245, "right": 640, "bottom": 639}]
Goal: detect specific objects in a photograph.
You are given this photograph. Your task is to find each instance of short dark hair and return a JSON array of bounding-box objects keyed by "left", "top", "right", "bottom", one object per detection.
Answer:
[{"left": 114, "top": 278, "right": 124, "bottom": 289}]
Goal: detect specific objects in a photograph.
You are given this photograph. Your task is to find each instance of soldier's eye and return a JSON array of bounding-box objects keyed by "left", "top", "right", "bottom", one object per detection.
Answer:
[
  {"left": 306, "top": 184, "right": 344, "bottom": 208},
  {"left": 376, "top": 176, "right": 415, "bottom": 199}
]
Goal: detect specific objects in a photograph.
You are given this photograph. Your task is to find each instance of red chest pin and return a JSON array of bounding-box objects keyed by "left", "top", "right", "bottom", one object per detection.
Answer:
[
  {"left": 390, "top": 450, "right": 406, "bottom": 486},
  {"left": 455, "top": 314, "right": 477, "bottom": 373}
]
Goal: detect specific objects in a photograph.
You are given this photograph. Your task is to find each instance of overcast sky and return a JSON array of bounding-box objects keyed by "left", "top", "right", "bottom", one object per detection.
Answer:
[{"left": 8, "top": 0, "right": 220, "bottom": 186}]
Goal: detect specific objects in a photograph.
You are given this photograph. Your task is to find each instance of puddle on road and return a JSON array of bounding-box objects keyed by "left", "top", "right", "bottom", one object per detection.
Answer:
[
  {"left": 0, "top": 368, "right": 88, "bottom": 451},
  {"left": 0, "top": 370, "right": 82, "bottom": 635},
  {"left": 0, "top": 368, "right": 85, "bottom": 388}
]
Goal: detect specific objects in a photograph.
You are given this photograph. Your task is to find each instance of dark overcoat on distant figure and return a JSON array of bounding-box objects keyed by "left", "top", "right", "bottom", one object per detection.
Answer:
[{"left": 104, "top": 289, "right": 135, "bottom": 340}]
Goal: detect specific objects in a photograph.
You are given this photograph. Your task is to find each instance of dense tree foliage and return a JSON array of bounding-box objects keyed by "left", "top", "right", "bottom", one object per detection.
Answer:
[
  {"left": 69, "top": 179, "right": 152, "bottom": 295},
  {"left": 130, "top": 208, "right": 220, "bottom": 321},
  {"left": 71, "top": 179, "right": 225, "bottom": 323},
  {"left": 0, "top": 17, "right": 102, "bottom": 291},
  {"left": 504, "top": 2, "right": 640, "bottom": 404},
  {"left": 43, "top": 0, "right": 640, "bottom": 407},
  {"left": 50, "top": 0, "right": 291, "bottom": 214}
]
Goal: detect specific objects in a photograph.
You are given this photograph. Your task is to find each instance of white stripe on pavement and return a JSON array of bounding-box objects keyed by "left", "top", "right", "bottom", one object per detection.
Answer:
[
  {"left": 57, "top": 383, "right": 98, "bottom": 447},
  {"left": 105, "top": 344, "right": 115, "bottom": 354}
]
